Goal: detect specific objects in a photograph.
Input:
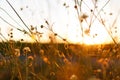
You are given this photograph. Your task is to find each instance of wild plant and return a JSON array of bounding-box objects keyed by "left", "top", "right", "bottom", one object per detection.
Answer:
[{"left": 0, "top": 0, "right": 120, "bottom": 80}]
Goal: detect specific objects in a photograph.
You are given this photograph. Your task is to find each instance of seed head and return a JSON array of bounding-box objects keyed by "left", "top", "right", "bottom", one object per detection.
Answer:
[
  {"left": 74, "top": 5, "right": 77, "bottom": 9},
  {"left": 40, "top": 25, "right": 44, "bottom": 28},
  {"left": 23, "top": 47, "right": 31, "bottom": 54},
  {"left": 54, "top": 33, "right": 57, "bottom": 36}
]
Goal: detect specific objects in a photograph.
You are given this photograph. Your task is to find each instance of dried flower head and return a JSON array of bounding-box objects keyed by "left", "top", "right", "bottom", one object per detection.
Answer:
[
  {"left": 70, "top": 74, "right": 78, "bottom": 80},
  {"left": 54, "top": 33, "right": 57, "bottom": 36},
  {"left": 43, "top": 57, "right": 48, "bottom": 62},
  {"left": 63, "top": 3, "right": 66, "bottom": 6},
  {"left": 84, "top": 29, "right": 90, "bottom": 35},
  {"left": 40, "top": 25, "right": 44, "bottom": 28},
  {"left": 82, "top": 14, "right": 88, "bottom": 19},
  {"left": 79, "top": 13, "right": 88, "bottom": 22},
  {"left": 22, "top": 30, "right": 28, "bottom": 34},
  {"left": 109, "top": 12, "right": 113, "bottom": 15},
  {"left": 28, "top": 56, "right": 34, "bottom": 61},
  {"left": 20, "top": 39, "right": 24, "bottom": 41},
  {"left": 63, "top": 2, "right": 69, "bottom": 8},
  {"left": 63, "top": 39, "right": 66, "bottom": 41},
  {"left": 96, "top": 69, "right": 102, "bottom": 73},
  {"left": 30, "top": 25, "right": 34, "bottom": 30},
  {"left": 10, "top": 35, "right": 13, "bottom": 38},
  {"left": 28, "top": 56, "right": 34, "bottom": 67},
  {"left": 43, "top": 57, "right": 50, "bottom": 64},
  {"left": 39, "top": 49, "right": 44, "bottom": 56},
  {"left": 20, "top": 7, "right": 23, "bottom": 11},
  {"left": 23, "top": 47, "right": 31, "bottom": 54},
  {"left": 45, "top": 20, "right": 49, "bottom": 25},
  {"left": 90, "top": 9, "right": 93, "bottom": 12},
  {"left": 50, "top": 72, "right": 55, "bottom": 76},
  {"left": 74, "top": 5, "right": 77, "bottom": 9},
  {"left": 14, "top": 49, "right": 20, "bottom": 57}
]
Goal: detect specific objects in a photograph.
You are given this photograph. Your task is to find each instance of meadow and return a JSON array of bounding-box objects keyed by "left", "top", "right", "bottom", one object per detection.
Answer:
[
  {"left": 0, "top": 0, "right": 120, "bottom": 80},
  {"left": 0, "top": 42, "right": 120, "bottom": 80}
]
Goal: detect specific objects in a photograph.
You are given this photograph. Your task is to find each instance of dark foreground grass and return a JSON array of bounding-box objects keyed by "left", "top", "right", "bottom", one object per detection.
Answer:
[{"left": 0, "top": 42, "right": 120, "bottom": 80}]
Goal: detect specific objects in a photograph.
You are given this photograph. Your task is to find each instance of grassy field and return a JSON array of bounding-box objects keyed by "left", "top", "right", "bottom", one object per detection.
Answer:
[
  {"left": 0, "top": 42, "right": 120, "bottom": 80},
  {"left": 0, "top": 0, "right": 120, "bottom": 80}
]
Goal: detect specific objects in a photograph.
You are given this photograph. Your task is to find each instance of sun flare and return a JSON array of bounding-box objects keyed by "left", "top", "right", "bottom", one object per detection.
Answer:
[{"left": 67, "top": 22, "right": 112, "bottom": 45}]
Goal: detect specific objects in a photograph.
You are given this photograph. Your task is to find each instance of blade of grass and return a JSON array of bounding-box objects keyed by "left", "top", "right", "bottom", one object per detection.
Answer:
[
  {"left": 0, "top": 16, "right": 30, "bottom": 36},
  {"left": 0, "top": 7, "right": 25, "bottom": 30},
  {"left": 5, "top": 0, "right": 31, "bottom": 34}
]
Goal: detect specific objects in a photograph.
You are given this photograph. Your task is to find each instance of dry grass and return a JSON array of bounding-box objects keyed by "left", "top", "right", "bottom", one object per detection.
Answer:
[
  {"left": 0, "top": 0, "right": 120, "bottom": 80},
  {"left": 0, "top": 42, "right": 120, "bottom": 80}
]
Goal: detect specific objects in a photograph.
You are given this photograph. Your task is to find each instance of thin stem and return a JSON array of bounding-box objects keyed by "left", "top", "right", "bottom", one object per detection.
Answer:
[
  {"left": 26, "top": 53, "right": 28, "bottom": 80},
  {"left": 0, "top": 7, "right": 25, "bottom": 30},
  {"left": 42, "top": 24, "right": 69, "bottom": 43},
  {"left": 6, "top": 0, "right": 31, "bottom": 34},
  {"left": 91, "top": 0, "right": 110, "bottom": 24},
  {"left": 0, "top": 33, "right": 8, "bottom": 41},
  {"left": 74, "top": 0, "right": 84, "bottom": 39},
  {"left": 0, "top": 16, "right": 31, "bottom": 37},
  {"left": 0, "top": 16, "right": 21, "bottom": 30}
]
